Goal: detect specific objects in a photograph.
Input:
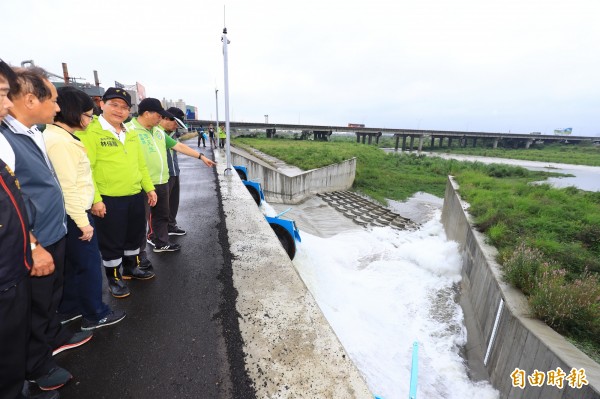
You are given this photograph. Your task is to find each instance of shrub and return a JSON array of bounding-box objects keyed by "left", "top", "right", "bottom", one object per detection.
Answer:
[
  {"left": 529, "top": 264, "right": 600, "bottom": 338},
  {"left": 501, "top": 243, "right": 546, "bottom": 296}
]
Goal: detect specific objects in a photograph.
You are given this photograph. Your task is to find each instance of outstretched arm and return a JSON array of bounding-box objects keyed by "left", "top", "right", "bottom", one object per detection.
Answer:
[{"left": 172, "top": 142, "right": 217, "bottom": 167}]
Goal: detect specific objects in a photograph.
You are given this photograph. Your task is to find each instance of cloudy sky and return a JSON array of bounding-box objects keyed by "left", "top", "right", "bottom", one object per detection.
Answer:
[{"left": 3, "top": 0, "right": 599, "bottom": 135}]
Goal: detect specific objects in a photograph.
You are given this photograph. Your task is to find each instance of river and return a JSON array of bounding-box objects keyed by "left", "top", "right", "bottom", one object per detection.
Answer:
[{"left": 264, "top": 152, "right": 599, "bottom": 398}]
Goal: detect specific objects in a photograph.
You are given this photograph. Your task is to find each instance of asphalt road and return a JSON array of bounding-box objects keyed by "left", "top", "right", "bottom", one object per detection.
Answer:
[{"left": 29, "top": 145, "right": 255, "bottom": 399}]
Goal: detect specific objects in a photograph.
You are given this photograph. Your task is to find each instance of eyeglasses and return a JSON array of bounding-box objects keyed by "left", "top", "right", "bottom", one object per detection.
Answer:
[
  {"left": 105, "top": 102, "right": 130, "bottom": 111},
  {"left": 82, "top": 113, "right": 94, "bottom": 119}
]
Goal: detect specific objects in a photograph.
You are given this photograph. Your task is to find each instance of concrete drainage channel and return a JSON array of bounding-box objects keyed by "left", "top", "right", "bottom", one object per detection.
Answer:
[{"left": 317, "top": 191, "right": 417, "bottom": 230}]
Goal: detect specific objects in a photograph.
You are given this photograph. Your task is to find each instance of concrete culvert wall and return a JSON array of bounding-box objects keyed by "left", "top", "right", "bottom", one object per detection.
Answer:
[
  {"left": 230, "top": 146, "right": 356, "bottom": 204},
  {"left": 441, "top": 176, "right": 600, "bottom": 399}
]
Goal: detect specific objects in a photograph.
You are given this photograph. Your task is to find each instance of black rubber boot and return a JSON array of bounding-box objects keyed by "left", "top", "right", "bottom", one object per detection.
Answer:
[
  {"left": 122, "top": 255, "right": 155, "bottom": 280},
  {"left": 105, "top": 266, "right": 130, "bottom": 298},
  {"left": 138, "top": 252, "right": 154, "bottom": 272}
]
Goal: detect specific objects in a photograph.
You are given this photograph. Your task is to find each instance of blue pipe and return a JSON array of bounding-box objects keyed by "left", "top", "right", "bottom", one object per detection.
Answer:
[{"left": 409, "top": 341, "right": 419, "bottom": 399}]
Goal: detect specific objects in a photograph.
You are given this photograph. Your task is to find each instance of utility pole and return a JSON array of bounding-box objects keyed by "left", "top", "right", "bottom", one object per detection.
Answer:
[{"left": 222, "top": 27, "right": 233, "bottom": 176}]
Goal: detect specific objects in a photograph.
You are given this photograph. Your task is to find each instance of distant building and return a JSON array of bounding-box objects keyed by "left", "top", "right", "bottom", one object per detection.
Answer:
[
  {"left": 554, "top": 128, "right": 572, "bottom": 135},
  {"left": 175, "top": 99, "right": 186, "bottom": 114},
  {"left": 186, "top": 105, "right": 198, "bottom": 120}
]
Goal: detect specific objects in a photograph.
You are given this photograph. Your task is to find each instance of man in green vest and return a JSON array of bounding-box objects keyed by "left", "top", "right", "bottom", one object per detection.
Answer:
[
  {"left": 126, "top": 98, "right": 215, "bottom": 258},
  {"left": 77, "top": 88, "right": 157, "bottom": 299}
]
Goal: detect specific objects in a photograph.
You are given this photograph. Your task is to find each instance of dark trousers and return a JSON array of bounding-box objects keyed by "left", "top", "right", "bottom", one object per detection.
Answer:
[
  {"left": 209, "top": 135, "right": 217, "bottom": 148},
  {"left": 27, "top": 237, "right": 70, "bottom": 379},
  {"left": 94, "top": 193, "right": 146, "bottom": 267},
  {"left": 167, "top": 175, "right": 180, "bottom": 230},
  {"left": 197, "top": 134, "right": 205, "bottom": 147},
  {"left": 59, "top": 214, "right": 110, "bottom": 322},
  {"left": 0, "top": 277, "right": 30, "bottom": 399},
  {"left": 139, "top": 194, "right": 151, "bottom": 258},
  {"left": 219, "top": 138, "right": 225, "bottom": 148},
  {"left": 147, "top": 183, "right": 170, "bottom": 247}
]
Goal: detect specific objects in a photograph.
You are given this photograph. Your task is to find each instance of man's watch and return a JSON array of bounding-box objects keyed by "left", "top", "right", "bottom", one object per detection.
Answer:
[
  {"left": 198, "top": 153, "right": 204, "bottom": 160},
  {"left": 30, "top": 240, "right": 39, "bottom": 251}
]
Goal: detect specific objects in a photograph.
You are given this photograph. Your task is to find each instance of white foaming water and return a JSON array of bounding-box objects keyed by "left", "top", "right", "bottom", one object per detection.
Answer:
[{"left": 264, "top": 202, "right": 499, "bottom": 399}]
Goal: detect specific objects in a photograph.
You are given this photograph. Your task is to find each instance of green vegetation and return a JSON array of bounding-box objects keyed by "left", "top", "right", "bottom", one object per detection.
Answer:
[
  {"left": 236, "top": 131, "right": 600, "bottom": 166},
  {"left": 233, "top": 137, "right": 600, "bottom": 361}
]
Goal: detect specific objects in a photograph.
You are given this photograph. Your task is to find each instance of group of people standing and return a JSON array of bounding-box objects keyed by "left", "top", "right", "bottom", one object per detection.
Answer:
[
  {"left": 198, "top": 123, "right": 225, "bottom": 149},
  {"left": 0, "top": 61, "right": 215, "bottom": 399}
]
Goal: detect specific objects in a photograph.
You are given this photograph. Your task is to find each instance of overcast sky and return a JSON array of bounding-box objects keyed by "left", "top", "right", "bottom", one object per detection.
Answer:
[{"left": 3, "top": 0, "right": 599, "bottom": 135}]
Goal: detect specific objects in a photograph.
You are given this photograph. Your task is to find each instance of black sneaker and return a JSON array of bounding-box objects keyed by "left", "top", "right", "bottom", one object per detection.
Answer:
[
  {"left": 52, "top": 331, "right": 93, "bottom": 356},
  {"left": 30, "top": 366, "right": 72, "bottom": 391},
  {"left": 168, "top": 226, "right": 187, "bottom": 236},
  {"left": 153, "top": 243, "right": 181, "bottom": 253},
  {"left": 58, "top": 312, "right": 82, "bottom": 325},
  {"left": 81, "top": 309, "right": 126, "bottom": 331},
  {"left": 106, "top": 268, "right": 130, "bottom": 298}
]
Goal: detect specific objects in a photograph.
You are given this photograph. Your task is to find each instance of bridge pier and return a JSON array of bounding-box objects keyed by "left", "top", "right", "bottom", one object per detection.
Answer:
[
  {"left": 417, "top": 135, "right": 424, "bottom": 152},
  {"left": 493, "top": 138, "right": 499, "bottom": 149},
  {"left": 472, "top": 137, "right": 477, "bottom": 147},
  {"left": 402, "top": 135, "right": 407, "bottom": 151},
  {"left": 525, "top": 139, "right": 533, "bottom": 149},
  {"left": 266, "top": 128, "right": 277, "bottom": 138},
  {"left": 313, "top": 130, "right": 332, "bottom": 141},
  {"left": 355, "top": 132, "right": 382, "bottom": 145}
]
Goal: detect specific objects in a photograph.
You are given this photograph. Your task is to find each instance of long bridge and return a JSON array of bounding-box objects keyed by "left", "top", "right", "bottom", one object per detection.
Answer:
[{"left": 186, "top": 120, "right": 600, "bottom": 151}]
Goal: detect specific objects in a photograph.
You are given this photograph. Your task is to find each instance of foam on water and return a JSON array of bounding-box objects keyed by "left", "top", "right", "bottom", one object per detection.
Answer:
[{"left": 270, "top": 203, "right": 499, "bottom": 399}]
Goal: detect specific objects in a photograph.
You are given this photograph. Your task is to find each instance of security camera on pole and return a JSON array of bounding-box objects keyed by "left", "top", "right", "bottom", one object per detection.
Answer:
[{"left": 222, "top": 27, "right": 233, "bottom": 176}]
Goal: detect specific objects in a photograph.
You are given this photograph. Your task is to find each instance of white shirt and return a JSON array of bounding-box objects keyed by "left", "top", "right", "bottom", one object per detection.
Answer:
[
  {"left": 1, "top": 115, "right": 53, "bottom": 171},
  {"left": 0, "top": 134, "right": 15, "bottom": 170},
  {"left": 99, "top": 115, "right": 126, "bottom": 144}
]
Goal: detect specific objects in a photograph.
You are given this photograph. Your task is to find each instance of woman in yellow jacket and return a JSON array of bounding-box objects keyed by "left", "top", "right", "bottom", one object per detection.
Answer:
[{"left": 44, "top": 87, "right": 125, "bottom": 330}]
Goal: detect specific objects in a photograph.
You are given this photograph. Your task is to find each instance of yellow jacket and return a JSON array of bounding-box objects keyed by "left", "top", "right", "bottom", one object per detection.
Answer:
[{"left": 44, "top": 124, "right": 95, "bottom": 228}]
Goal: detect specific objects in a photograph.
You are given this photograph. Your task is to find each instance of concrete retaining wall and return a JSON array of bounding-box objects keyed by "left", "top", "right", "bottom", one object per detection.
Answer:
[
  {"left": 215, "top": 150, "right": 373, "bottom": 398},
  {"left": 230, "top": 147, "right": 356, "bottom": 204},
  {"left": 441, "top": 176, "right": 600, "bottom": 398}
]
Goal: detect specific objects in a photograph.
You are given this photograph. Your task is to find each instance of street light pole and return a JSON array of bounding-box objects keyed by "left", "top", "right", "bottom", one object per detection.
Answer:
[
  {"left": 222, "top": 27, "right": 233, "bottom": 176},
  {"left": 264, "top": 114, "right": 268, "bottom": 124}
]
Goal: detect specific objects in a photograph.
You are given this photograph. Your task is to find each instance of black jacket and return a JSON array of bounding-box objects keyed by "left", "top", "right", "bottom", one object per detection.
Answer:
[{"left": 0, "top": 158, "right": 31, "bottom": 291}]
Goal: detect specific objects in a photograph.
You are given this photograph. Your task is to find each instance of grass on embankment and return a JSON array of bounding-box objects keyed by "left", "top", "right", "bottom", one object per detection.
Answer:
[{"left": 234, "top": 137, "right": 600, "bottom": 361}]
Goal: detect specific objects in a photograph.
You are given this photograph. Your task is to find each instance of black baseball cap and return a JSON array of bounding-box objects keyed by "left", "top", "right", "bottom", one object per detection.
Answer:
[
  {"left": 166, "top": 107, "right": 185, "bottom": 120},
  {"left": 166, "top": 107, "right": 187, "bottom": 130},
  {"left": 102, "top": 87, "right": 132, "bottom": 107},
  {"left": 138, "top": 98, "right": 172, "bottom": 117}
]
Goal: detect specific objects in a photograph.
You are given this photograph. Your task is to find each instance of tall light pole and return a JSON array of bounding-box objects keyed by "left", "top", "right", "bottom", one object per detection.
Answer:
[
  {"left": 222, "top": 27, "right": 233, "bottom": 176},
  {"left": 264, "top": 114, "right": 269, "bottom": 124}
]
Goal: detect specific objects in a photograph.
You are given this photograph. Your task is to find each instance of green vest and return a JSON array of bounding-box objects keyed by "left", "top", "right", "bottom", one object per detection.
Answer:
[
  {"left": 125, "top": 118, "right": 177, "bottom": 185},
  {"left": 76, "top": 117, "right": 154, "bottom": 203}
]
